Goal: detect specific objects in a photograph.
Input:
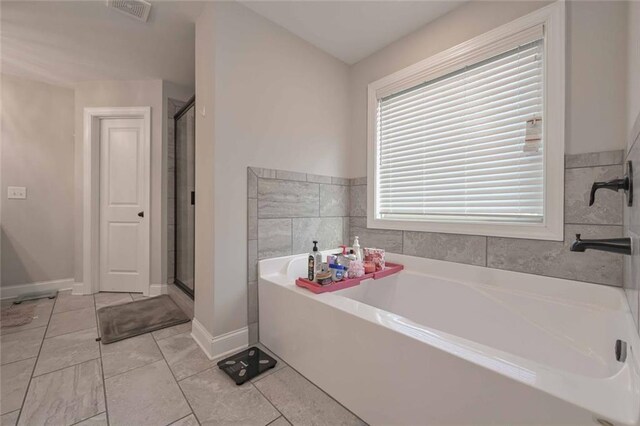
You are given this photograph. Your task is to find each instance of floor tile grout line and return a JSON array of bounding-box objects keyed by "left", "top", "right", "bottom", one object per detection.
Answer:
[
  {"left": 11, "top": 294, "right": 191, "bottom": 425},
  {"left": 151, "top": 323, "right": 192, "bottom": 343},
  {"left": 52, "top": 292, "right": 95, "bottom": 314},
  {"left": 264, "top": 364, "right": 367, "bottom": 424},
  {"left": 0, "top": 355, "right": 38, "bottom": 369},
  {"left": 94, "top": 293, "right": 111, "bottom": 426},
  {"left": 249, "top": 343, "right": 287, "bottom": 385},
  {"left": 0, "top": 323, "right": 48, "bottom": 338},
  {"left": 168, "top": 413, "right": 195, "bottom": 426},
  {"left": 162, "top": 342, "right": 288, "bottom": 424},
  {"left": 96, "top": 298, "right": 170, "bottom": 380},
  {"left": 100, "top": 351, "right": 165, "bottom": 381},
  {"left": 266, "top": 416, "right": 288, "bottom": 426},
  {"left": 69, "top": 411, "right": 107, "bottom": 426},
  {"left": 249, "top": 365, "right": 281, "bottom": 385},
  {"left": 170, "top": 360, "right": 218, "bottom": 384},
  {"left": 97, "top": 328, "right": 175, "bottom": 377},
  {"left": 0, "top": 327, "right": 48, "bottom": 367},
  {"left": 52, "top": 304, "right": 96, "bottom": 316},
  {"left": 0, "top": 301, "right": 55, "bottom": 335},
  {"left": 10, "top": 294, "right": 368, "bottom": 426},
  {"left": 152, "top": 333, "right": 200, "bottom": 426},
  {"left": 16, "top": 294, "right": 57, "bottom": 425},
  {"left": 251, "top": 379, "right": 285, "bottom": 422},
  {"left": 31, "top": 353, "right": 102, "bottom": 379},
  {"left": 0, "top": 323, "right": 49, "bottom": 337},
  {"left": 44, "top": 323, "right": 98, "bottom": 341}
]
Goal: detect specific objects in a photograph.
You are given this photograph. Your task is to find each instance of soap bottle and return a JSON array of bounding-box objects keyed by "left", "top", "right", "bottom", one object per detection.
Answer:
[
  {"left": 308, "top": 241, "right": 320, "bottom": 280},
  {"left": 353, "top": 236, "right": 362, "bottom": 261}
]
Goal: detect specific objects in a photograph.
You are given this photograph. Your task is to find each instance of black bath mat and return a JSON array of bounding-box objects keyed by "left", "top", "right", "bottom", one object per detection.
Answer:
[
  {"left": 218, "top": 346, "right": 277, "bottom": 385},
  {"left": 97, "top": 295, "right": 190, "bottom": 344}
]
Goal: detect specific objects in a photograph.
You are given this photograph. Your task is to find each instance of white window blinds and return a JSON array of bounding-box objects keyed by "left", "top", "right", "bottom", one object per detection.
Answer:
[{"left": 377, "top": 38, "right": 545, "bottom": 224}]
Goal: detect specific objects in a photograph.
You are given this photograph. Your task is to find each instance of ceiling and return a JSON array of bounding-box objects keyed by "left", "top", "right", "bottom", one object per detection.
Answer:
[
  {"left": 241, "top": 1, "right": 465, "bottom": 64},
  {"left": 0, "top": 1, "right": 202, "bottom": 88},
  {"left": 0, "top": 1, "right": 465, "bottom": 88}
]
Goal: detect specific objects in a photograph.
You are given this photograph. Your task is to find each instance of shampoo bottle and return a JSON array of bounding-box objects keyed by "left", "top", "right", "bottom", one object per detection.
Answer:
[{"left": 308, "top": 241, "right": 320, "bottom": 280}]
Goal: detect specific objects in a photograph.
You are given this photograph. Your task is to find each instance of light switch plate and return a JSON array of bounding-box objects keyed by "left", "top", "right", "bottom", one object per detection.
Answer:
[{"left": 7, "top": 186, "right": 26, "bottom": 199}]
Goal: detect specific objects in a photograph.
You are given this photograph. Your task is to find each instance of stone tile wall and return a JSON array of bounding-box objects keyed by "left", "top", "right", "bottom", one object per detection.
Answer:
[
  {"left": 247, "top": 168, "right": 351, "bottom": 343},
  {"left": 249, "top": 150, "right": 628, "bottom": 343},
  {"left": 349, "top": 150, "right": 625, "bottom": 287}
]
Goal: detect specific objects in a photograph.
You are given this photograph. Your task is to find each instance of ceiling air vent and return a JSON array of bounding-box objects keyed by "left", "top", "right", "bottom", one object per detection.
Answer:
[{"left": 106, "top": 0, "right": 152, "bottom": 22}]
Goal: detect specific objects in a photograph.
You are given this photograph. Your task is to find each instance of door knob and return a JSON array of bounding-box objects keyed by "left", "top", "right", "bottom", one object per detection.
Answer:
[{"left": 138, "top": 211, "right": 144, "bottom": 218}]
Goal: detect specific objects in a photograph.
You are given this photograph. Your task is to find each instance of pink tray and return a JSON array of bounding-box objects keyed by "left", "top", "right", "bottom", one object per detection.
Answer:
[{"left": 295, "top": 262, "right": 403, "bottom": 294}]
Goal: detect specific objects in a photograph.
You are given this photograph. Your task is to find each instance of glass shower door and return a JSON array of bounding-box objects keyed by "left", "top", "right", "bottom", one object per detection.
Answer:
[{"left": 174, "top": 98, "right": 195, "bottom": 297}]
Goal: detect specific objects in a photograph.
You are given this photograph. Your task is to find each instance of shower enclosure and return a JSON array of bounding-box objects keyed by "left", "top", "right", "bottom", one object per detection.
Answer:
[{"left": 173, "top": 96, "right": 195, "bottom": 298}]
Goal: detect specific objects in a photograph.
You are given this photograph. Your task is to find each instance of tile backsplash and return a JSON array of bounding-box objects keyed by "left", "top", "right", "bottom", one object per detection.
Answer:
[
  {"left": 247, "top": 167, "right": 351, "bottom": 343},
  {"left": 348, "top": 150, "right": 624, "bottom": 287},
  {"left": 249, "top": 149, "right": 629, "bottom": 343}
]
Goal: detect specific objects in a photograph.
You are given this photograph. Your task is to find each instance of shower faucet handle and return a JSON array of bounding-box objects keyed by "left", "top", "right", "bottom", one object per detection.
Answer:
[
  {"left": 589, "top": 161, "right": 633, "bottom": 207},
  {"left": 589, "top": 178, "right": 628, "bottom": 206}
]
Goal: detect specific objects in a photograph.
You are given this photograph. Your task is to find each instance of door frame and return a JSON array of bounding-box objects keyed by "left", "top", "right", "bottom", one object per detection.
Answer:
[
  {"left": 172, "top": 96, "right": 196, "bottom": 299},
  {"left": 82, "top": 107, "right": 151, "bottom": 295}
]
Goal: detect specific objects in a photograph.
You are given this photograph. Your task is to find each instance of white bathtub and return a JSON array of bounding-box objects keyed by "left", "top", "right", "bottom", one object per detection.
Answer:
[{"left": 259, "top": 251, "right": 640, "bottom": 425}]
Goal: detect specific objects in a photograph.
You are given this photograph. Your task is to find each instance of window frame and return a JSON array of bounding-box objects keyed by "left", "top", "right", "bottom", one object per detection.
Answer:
[{"left": 367, "top": 1, "right": 565, "bottom": 241}]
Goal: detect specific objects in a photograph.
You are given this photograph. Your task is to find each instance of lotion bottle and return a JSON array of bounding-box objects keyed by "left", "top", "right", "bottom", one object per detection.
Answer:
[{"left": 353, "top": 236, "right": 362, "bottom": 261}]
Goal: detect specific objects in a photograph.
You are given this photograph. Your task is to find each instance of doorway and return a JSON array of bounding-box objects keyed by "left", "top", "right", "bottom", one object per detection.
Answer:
[
  {"left": 83, "top": 107, "right": 151, "bottom": 295},
  {"left": 173, "top": 97, "right": 195, "bottom": 298}
]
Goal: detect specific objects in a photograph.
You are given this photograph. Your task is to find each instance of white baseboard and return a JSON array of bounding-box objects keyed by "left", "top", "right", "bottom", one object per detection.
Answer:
[
  {"left": 149, "top": 283, "right": 168, "bottom": 297},
  {"left": 1, "top": 278, "right": 75, "bottom": 300},
  {"left": 191, "top": 318, "right": 249, "bottom": 361}
]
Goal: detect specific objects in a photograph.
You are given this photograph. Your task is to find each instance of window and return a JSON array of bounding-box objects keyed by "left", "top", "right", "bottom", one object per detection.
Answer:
[{"left": 367, "top": 2, "right": 565, "bottom": 240}]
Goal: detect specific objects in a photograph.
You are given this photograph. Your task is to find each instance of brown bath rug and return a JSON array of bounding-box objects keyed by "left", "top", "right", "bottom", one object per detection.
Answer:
[
  {"left": 1, "top": 303, "right": 36, "bottom": 328},
  {"left": 97, "top": 294, "right": 190, "bottom": 344}
]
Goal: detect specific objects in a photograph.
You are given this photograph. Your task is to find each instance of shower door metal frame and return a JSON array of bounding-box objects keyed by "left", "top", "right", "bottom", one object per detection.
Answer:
[{"left": 173, "top": 95, "right": 196, "bottom": 299}]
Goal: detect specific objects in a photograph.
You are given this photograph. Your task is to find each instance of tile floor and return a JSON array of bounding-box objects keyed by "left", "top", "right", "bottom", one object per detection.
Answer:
[{"left": 0, "top": 291, "right": 366, "bottom": 426}]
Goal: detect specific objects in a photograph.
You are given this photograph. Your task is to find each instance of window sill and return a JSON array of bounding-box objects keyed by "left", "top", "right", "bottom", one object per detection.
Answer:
[{"left": 367, "top": 216, "right": 564, "bottom": 241}]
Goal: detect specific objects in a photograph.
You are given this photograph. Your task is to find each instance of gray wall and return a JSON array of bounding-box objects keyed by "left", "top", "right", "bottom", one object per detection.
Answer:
[
  {"left": 349, "top": 1, "right": 628, "bottom": 178},
  {"left": 197, "top": 1, "right": 351, "bottom": 342},
  {"left": 1, "top": 74, "right": 75, "bottom": 287},
  {"left": 247, "top": 167, "right": 351, "bottom": 343},
  {"left": 349, "top": 151, "right": 624, "bottom": 287}
]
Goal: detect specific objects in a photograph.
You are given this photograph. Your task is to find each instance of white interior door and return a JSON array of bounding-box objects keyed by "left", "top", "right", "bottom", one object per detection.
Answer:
[{"left": 99, "top": 118, "right": 149, "bottom": 293}]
